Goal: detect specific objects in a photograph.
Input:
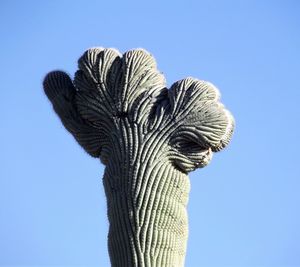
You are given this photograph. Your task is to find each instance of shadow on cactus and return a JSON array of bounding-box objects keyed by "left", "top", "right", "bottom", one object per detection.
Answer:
[{"left": 43, "top": 47, "right": 234, "bottom": 267}]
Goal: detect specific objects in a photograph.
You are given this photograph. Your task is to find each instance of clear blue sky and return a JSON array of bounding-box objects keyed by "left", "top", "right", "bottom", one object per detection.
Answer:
[{"left": 1, "top": 0, "right": 299, "bottom": 266}]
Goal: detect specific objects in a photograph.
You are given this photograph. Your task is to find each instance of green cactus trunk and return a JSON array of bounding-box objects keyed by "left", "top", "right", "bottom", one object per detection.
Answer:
[
  {"left": 103, "top": 119, "right": 190, "bottom": 267},
  {"left": 43, "top": 47, "right": 234, "bottom": 267}
]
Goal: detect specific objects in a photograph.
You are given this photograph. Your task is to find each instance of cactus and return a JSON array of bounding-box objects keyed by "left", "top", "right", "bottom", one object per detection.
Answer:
[{"left": 43, "top": 48, "right": 234, "bottom": 267}]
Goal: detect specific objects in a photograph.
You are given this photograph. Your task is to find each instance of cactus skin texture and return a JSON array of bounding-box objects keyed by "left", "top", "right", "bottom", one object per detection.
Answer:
[{"left": 43, "top": 48, "right": 234, "bottom": 267}]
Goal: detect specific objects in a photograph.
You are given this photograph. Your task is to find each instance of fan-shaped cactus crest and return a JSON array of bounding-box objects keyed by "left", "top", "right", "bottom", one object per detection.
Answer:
[{"left": 43, "top": 47, "right": 234, "bottom": 267}]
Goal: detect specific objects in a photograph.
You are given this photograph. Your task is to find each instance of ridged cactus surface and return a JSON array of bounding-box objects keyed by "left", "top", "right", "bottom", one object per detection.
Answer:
[{"left": 43, "top": 48, "right": 234, "bottom": 267}]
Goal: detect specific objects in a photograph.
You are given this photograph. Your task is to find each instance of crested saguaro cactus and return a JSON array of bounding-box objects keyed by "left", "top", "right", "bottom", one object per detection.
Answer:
[{"left": 43, "top": 47, "right": 234, "bottom": 267}]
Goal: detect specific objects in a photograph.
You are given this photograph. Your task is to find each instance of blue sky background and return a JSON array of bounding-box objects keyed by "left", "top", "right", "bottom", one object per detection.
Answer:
[{"left": 1, "top": 0, "right": 300, "bottom": 266}]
